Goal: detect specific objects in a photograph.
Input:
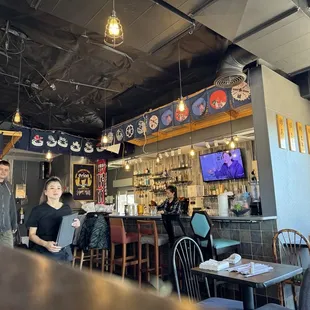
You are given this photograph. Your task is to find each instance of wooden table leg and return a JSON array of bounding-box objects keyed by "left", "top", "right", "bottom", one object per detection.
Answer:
[{"left": 242, "top": 286, "right": 255, "bottom": 310}]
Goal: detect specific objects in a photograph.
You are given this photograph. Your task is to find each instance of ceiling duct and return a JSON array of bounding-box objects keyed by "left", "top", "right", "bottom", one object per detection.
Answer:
[{"left": 214, "top": 45, "right": 257, "bottom": 88}]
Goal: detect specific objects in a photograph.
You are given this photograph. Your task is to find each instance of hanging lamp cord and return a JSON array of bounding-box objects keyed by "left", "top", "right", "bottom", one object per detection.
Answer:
[
  {"left": 17, "top": 51, "right": 22, "bottom": 109},
  {"left": 178, "top": 42, "right": 183, "bottom": 99}
]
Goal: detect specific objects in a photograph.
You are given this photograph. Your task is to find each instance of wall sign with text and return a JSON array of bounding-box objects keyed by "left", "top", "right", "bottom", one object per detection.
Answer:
[
  {"left": 72, "top": 163, "right": 95, "bottom": 201},
  {"left": 276, "top": 114, "right": 286, "bottom": 149},
  {"left": 286, "top": 119, "right": 296, "bottom": 152},
  {"left": 296, "top": 122, "right": 306, "bottom": 154}
]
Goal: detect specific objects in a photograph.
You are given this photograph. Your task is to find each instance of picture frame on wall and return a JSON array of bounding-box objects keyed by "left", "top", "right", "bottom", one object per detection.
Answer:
[
  {"left": 276, "top": 114, "right": 286, "bottom": 149},
  {"left": 286, "top": 118, "right": 296, "bottom": 152},
  {"left": 72, "top": 163, "right": 95, "bottom": 201},
  {"left": 296, "top": 122, "right": 306, "bottom": 154},
  {"left": 305, "top": 125, "right": 310, "bottom": 154}
]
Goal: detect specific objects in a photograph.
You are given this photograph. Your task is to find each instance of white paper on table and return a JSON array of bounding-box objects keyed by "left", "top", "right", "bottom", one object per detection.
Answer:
[{"left": 227, "top": 263, "right": 273, "bottom": 277}]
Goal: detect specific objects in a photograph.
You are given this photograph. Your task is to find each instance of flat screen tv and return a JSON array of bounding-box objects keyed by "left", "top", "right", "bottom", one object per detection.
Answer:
[{"left": 199, "top": 148, "right": 246, "bottom": 182}]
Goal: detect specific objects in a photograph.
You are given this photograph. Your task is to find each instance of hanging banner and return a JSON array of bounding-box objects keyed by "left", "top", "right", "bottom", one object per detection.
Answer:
[
  {"left": 231, "top": 82, "right": 251, "bottom": 108},
  {"left": 72, "top": 163, "right": 95, "bottom": 201},
  {"left": 112, "top": 125, "right": 125, "bottom": 144},
  {"left": 45, "top": 130, "right": 59, "bottom": 152},
  {"left": 146, "top": 111, "right": 160, "bottom": 135},
  {"left": 29, "top": 129, "right": 49, "bottom": 152},
  {"left": 173, "top": 100, "right": 190, "bottom": 126},
  {"left": 189, "top": 90, "right": 208, "bottom": 120},
  {"left": 123, "top": 120, "right": 135, "bottom": 141},
  {"left": 159, "top": 104, "right": 174, "bottom": 130},
  {"left": 96, "top": 159, "right": 107, "bottom": 204},
  {"left": 134, "top": 115, "right": 148, "bottom": 139},
  {"left": 207, "top": 87, "right": 230, "bottom": 114},
  {"left": 82, "top": 139, "right": 96, "bottom": 156},
  {"left": 13, "top": 126, "right": 30, "bottom": 151},
  {"left": 69, "top": 135, "right": 84, "bottom": 156}
]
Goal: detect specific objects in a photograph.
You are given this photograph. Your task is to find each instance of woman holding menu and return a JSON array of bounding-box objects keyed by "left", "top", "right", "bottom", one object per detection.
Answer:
[{"left": 27, "top": 176, "right": 80, "bottom": 262}]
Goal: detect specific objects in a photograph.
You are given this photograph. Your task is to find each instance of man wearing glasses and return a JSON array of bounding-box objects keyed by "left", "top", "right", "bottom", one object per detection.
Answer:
[{"left": 0, "top": 160, "right": 17, "bottom": 248}]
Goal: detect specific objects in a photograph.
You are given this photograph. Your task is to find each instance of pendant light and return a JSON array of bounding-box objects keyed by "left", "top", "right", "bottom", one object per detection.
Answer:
[
  {"left": 45, "top": 104, "right": 53, "bottom": 161},
  {"left": 101, "top": 90, "right": 108, "bottom": 145},
  {"left": 124, "top": 161, "right": 130, "bottom": 171},
  {"left": 177, "top": 42, "right": 185, "bottom": 112},
  {"left": 13, "top": 52, "right": 23, "bottom": 124},
  {"left": 104, "top": 0, "right": 124, "bottom": 48},
  {"left": 156, "top": 134, "right": 160, "bottom": 164},
  {"left": 228, "top": 111, "right": 236, "bottom": 150},
  {"left": 189, "top": 112, "right": 195, "bottom": 157}
]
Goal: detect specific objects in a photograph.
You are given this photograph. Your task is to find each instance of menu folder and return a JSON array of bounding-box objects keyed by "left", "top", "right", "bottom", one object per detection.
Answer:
[{"left": 56, "top": 213, "right": 78, "bottom": 248}]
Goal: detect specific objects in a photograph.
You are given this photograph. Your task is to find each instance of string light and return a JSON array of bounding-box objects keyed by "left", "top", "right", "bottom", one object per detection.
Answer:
[
  {"left": 104, "top": 0, "right": 124, "bottom": 47},
  {"left": 45, "top": 150, "right": 53, "bottom": 161}
]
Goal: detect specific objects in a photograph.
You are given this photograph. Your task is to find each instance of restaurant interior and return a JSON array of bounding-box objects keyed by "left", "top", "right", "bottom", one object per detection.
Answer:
[{"left": 0, "top": 1, "right": 310, "bottom": 310}]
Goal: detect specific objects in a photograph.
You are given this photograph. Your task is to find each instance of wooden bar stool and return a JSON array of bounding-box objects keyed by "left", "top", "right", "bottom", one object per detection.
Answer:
[
  {"left": 110, "top": 218, "right": 139, "bottom": 280},
  {"left": 137, "top": 220, "right": 169, "bottom": 290}
]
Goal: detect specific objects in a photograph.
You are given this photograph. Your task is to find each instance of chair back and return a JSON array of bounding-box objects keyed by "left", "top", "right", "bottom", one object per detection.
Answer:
[
  {"left": 109, "top": 218, "right": 126, "bottom": 244},
  {"left": 137, "top": 220, "right": 158, "bottom": 246},
  {"left": 190, "top": 211, "right": 213, "bottom": 256},
  {"left": 299, "top": 268, "right": 310, "bottom": 310},
  {"left": 172, "top": 236, "right": 210, "bottom": 302},
  {"left": 273, "top": 229, "right": 310, "bottom": 270},
  {"left": 162, "top": 214, "right": 186, "bottom": 245}
]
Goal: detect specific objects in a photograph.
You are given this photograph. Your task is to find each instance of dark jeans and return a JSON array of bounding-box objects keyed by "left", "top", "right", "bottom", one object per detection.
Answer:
[{"left": 39, "top": 246, "right": 73, "bottom": 263}]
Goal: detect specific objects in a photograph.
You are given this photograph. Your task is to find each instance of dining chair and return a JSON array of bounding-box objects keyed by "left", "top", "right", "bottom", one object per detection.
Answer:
[
  {"left": 256, "top": 267, "right": 310, "bottom": 310},
  {"left": 272, "top": 229, "right": 310, "bottom": 308},
  {"left": 161, "top": 214, "right": 186, "bottom": 246},
  {"left": 172, "top": 236, "right": 243, "bottom": 309}
]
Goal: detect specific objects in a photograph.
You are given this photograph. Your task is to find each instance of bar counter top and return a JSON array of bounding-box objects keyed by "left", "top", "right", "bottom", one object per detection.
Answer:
[{"left": 109, "top": 214, "right": 277, "bottom": 222}]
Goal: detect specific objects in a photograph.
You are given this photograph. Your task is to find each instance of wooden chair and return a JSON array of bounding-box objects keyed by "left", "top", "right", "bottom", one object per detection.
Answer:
[
  {"left": 137, "top": 220, "right": 169, "bottom": 290},
  {"left": 110, "top": 218, "right": 139, "bottom": 280},
  {"left": 273, "top": 229, "right": 310, "bottom": 308}
]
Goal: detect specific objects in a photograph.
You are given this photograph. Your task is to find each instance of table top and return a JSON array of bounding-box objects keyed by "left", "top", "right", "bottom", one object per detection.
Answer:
[{"left": 192, "top": 259, "right": 302, "bottom": 288}]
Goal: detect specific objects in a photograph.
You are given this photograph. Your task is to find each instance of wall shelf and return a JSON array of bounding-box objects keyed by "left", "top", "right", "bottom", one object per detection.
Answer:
[
  {"left": 170, "top": 166, "right": 191, "bottom": 172},
  {"left": 133, "top": 173, "right": 151, "bottom": 177}
]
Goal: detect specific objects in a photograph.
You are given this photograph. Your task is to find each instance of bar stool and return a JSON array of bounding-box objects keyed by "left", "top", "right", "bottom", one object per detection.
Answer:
[
  {"left": 110, "top": 218, "right": 139, "bottom": 280},
  {"left": 137, "top": 220, "right": 169, "bottom": 289}
]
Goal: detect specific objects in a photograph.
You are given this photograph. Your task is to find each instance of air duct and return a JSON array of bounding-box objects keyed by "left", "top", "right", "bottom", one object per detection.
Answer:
[{"left": 214, "top": 45, "right": 257, "bottom": 88}]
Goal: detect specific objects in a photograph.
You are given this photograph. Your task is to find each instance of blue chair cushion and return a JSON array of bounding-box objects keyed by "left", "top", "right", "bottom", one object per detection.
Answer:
[
  {"left": 213, "top": 239, "right": 240, "bottom": 249},
  {"left": 198, "top": 297, "right": 243, "bottom": 309},
  {"left": 191, "top": 213, "right": 210, "bottom": 238}
]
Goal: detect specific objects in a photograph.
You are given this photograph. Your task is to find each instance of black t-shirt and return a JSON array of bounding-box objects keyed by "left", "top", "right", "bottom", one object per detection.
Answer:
[{"left": 26, "top": 202, "right": 72, "bottom": 252}]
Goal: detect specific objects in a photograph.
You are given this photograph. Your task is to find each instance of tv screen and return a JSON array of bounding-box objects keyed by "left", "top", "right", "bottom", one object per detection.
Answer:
[{"left": 199, "top": 149, "right": 246, "bottom": 182}]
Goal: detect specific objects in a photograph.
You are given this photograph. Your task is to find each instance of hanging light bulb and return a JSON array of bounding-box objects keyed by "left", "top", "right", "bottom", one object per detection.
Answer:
[
  {"left": 189, "top": 147, "right": 195, "bottom": 157},
  {"left": 101, "top": 133, "right": 108, "bottom": 144},
  {"left": 45, "top": 150, "right": 53, "bottom": 161},
  {"left": 224, "top": 138, "right": 229, "bottom": 145},
  {"left": 233, "top": 136, "right": 239, "bottom": 142},
  {"left": 104, "top": 0, "right": 124, "bottom": 47},
  {"left": 178, "top": 97, "right": 185, "bottom": 112},
  {"left": 13, "top": 108, "right": 22, "bottom": 124},
  {"left": 124, "top": 161, "right": 130, "bottom": 171},
  {"left": 156, "top": 155, "right": 160, "bottom": 163},
  {"left": 229, "top": 140, "right": 236, "bottom": 150}
]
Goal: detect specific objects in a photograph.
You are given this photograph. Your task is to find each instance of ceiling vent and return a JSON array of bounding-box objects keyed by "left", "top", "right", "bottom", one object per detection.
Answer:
[{"left": 214, "top": 45, "right": 257, "bottom": 88}]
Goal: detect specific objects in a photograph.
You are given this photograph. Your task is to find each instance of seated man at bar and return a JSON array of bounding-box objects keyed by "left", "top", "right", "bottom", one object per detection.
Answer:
[{"left": 157, "top": 185, "right": 181, "bottom": 214}]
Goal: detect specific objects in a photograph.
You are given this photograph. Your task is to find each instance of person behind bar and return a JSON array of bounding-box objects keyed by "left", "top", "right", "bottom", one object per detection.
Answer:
[
  {"left": 0, "top": 160, "right": 17, "bottom": 248},
  {"left": 157, "top": 185, "right": 181, "bottom": 215},
  {"left": 27, "top": 177, "right": 80, "bottom": 262}
]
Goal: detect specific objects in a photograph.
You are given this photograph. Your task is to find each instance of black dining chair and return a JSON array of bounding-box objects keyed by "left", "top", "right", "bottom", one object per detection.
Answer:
[
  {"left": 172, "top": 236, "right": 243, "bottom": 309},
  {"left": 161, "top": 214, "right": 186, "bottom": 246},
  {"left": 256, "top": 267, "right": 310, "bottom": 310}
]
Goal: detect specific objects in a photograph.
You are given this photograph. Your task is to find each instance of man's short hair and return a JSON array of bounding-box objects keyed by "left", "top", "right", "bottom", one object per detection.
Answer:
[{"left": 0, "top": 160, "right": 10, "bottom": 167}]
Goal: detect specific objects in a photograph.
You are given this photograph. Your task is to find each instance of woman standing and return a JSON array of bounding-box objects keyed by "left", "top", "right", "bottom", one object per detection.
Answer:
[
  {"left": 157, "top": 185, "right": 181, "bottom": 214},
  {"left": 27, "top": 177, "right": 80, "bottom": 262}
]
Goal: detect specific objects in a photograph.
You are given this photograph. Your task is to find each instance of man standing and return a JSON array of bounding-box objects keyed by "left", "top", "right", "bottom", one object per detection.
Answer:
[{"left": 0, "top": 160, "right": 17, "bottom": 248}]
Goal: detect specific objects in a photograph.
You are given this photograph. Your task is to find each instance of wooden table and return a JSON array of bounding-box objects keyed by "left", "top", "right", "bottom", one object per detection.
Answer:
[{"left": 192, "top": 259, "right": 302, "bottom": 310}]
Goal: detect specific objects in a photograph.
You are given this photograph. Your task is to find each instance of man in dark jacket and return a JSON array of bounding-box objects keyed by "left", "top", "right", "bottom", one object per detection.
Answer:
[{"left": 0, "top": 160, "right": 17, "bottom": 248}]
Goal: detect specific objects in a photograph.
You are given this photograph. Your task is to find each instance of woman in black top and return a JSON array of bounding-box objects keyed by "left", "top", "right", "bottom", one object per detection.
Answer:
[
  {"left": 157, "top": 185, "right": 181, "bottom": 214},
  {"left": 27, "top": 177, "right": 80, "bottom": 262}
]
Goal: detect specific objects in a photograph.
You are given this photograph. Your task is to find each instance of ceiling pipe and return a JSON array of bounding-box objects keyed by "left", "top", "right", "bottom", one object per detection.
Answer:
[
  {"left": 214, "top": 45, "right": 257, "bottom": 88},
  {"left": 151, "top": 0, "right": 196, "bottom": 26}
]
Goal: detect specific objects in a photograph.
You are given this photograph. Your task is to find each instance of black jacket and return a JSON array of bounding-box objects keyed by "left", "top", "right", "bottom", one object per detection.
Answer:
[{"left": 0, "top": 181, "right": 17, "bottom": 232}]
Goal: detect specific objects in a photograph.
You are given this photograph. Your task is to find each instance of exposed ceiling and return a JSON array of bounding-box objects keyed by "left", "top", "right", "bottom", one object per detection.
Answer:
[
  {"left": 195, "top": 0, "right": 310, "bottom": 75},
  {"left": 0, "top": 0, "right": 228, "bottom": 137}
]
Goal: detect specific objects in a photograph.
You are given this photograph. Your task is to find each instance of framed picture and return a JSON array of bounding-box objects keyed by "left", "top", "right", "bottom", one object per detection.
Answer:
[
  {"left": 276, "top": 114, "right": 286, "bottom": 149},
  {"left": 286, "top": 119, "right": 296, "bottom": 152},
  {"left": 306, "top": 125, "right": 310, "bottom": 154},
  {"left": 296, "top": 122, "right": 306, "bottom": 154},
  {"left": 72, "top": 163, "right": 95, "bottom": 201}
]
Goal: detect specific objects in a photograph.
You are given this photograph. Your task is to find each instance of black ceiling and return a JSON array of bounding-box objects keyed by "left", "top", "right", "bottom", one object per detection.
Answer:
[{"left": 0, "top": 0, "right": 227, "bottom": 138}]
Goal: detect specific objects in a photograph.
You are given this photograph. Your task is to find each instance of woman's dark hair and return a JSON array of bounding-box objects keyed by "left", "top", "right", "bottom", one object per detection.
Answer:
[
  {"left": 166, "top": 185, "right": 178, "bottom": 199},
  {"left": 61, "top": 192, "right": 75, "bottom": 209},
  {"left": 39, "top": 176, "right": 62, "bottom": 204}
]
